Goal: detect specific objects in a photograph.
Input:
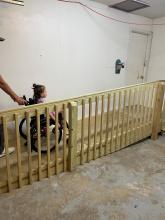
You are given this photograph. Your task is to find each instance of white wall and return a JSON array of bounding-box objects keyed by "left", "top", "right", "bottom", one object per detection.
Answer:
[
  {"left": 0, "top": 0, "right": 152, "bottom": 110},
  {"left": 147, "top": 17, "right": 165, "bottom": 81}
]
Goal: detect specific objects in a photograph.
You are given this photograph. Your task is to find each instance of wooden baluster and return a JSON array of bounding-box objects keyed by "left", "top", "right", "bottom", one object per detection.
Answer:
[
  {"left": 126, "top": 89, "right": 131, "bottom": 146},
  {"left": 55, "top": 105, "right": 59, "bottom": 174},
  {"left": 26, "top": 111, "right": 32, "bottom": 184},
  {"left": 105, "top": 94, "right": 111, "bottom": 155},
  {"left": 63, "top": 104, "right": 67, "bottom": 172},
  {"left": 99, "top": 95, "right": 104, "bottom": 157},
  {"left": 80, "top": 99, "right": 85, "bottom": 165},
  {"left": 143, "top": 86, "right": 150, "bottom": 138},
  {"left": 93, "top": 96, "right": 98, "bottom": 160},
  {"left": 120, "top": 90, "right": 127, "bottom": 149},
  {"left": 36, "top": 109, "right": 42, "bottom": 181},
  {"left": 136, "top": 86, "right": 142, "bottom": 142},
  {"left": 2, "top": 116, "right": 11, "bottom": 192},
  {"left": 140, "top": 86, "right": 146, "bottom": 140},
  {"left": 110, "top": 93, "right": 116, "bottom": 153},
  {"left": 87, "top": 98, "right": 92, "bottom": 162},
  {"left": 148, "top": 85, "right": 154, "bottom": 128},
  {"left": 14, "top": 113, "right": 22, "bottom": 188},
  {"left": 46, "top": 107, "right": 51, "bottom": 178},
  {"left": 131, "top": 89, "right": 136, "bottom": 144},
  {"left": 116, "top": 92, "right": 121, "bottom": 151}
]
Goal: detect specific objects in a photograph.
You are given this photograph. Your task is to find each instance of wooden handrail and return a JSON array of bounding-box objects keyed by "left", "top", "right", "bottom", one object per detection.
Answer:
[{"left": 0, "top": 81, "right": 161, "bottom": 118}]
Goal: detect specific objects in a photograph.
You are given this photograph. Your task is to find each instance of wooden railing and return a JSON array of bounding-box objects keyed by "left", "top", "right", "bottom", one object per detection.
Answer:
[
  {"left": 0, "top": 80, "right": 164, "bottom": 193},
  {"left": 161, "top": 83, "right": 165, "bottom": 132}
]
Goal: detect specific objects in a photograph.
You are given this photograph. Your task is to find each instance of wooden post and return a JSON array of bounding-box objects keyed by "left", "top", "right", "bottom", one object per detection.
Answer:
[
  {"left": 151, "top": 83, "right": 165, "bottom": 140},
  {"left": 68, "top": 102, "right": 78, "bottom": 171}
]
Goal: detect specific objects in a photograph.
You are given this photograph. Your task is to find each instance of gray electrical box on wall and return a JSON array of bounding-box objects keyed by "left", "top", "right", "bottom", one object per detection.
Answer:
[{"left": 115, "top": 59, "right": 124, "bottom": 74}]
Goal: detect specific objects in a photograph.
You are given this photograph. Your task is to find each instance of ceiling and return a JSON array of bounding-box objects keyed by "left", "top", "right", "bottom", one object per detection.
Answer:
[{"left": 92, "top": 0, "right": 165, "bottom": 19}]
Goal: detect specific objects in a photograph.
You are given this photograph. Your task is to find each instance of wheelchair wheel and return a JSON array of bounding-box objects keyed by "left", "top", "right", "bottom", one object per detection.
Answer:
[
  {"left": 19, "top": 117, "right": 37, "bottom": 140},
  {"left": 30, "top": 124, "right": 62, "bottom": 153},
  {"left": 19, "top": 115, "right": 47, "bottom": 140},
  {"left": 19, "top": 118, "right": 27, "bottom": 140}
]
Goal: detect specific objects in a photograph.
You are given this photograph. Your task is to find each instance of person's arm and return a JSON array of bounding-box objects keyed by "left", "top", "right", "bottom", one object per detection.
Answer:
[
  {"left": 0, "top": 75, "right": 26, "bottom": 105},
  {"left": 49, "top": 112, "right": 55, "bottom": 121}
]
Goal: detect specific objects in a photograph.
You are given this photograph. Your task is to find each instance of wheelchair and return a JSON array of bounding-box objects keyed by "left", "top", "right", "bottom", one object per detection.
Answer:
[{"left": 19, "top": 96, "right": 68, "bottom": 153}]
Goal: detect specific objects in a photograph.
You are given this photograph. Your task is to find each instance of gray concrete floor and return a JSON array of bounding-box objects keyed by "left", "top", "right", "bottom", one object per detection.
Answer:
[{"left": 0, "top": 136, "right": 165, "bottom": 220}]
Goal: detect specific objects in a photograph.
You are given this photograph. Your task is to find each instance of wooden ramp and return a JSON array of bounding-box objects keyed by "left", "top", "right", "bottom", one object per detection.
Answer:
[
  {"left": 0, "top": 107, "right": 153, "bottom": 193},
  {"left": 0, "top": 81, "right": 165, "bottom": 194}
]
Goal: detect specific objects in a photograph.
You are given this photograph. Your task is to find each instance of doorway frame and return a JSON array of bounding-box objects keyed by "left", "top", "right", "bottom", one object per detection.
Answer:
[{"left": 128, "top": 29, "right": 153, "bottom": 83}]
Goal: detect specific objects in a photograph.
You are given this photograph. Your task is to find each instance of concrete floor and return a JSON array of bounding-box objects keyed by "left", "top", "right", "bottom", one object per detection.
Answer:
[{"left": 0, "top": 136, "right": 165, "bottom": 220}]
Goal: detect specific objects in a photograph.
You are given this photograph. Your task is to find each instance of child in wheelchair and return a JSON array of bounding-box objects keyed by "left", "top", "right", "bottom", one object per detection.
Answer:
[
  {"left": 19, "top": 84, "right": 68, "bottom": 153},
  {"left": 32, "top": 83, "right": 63, "bottom": 125}
]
